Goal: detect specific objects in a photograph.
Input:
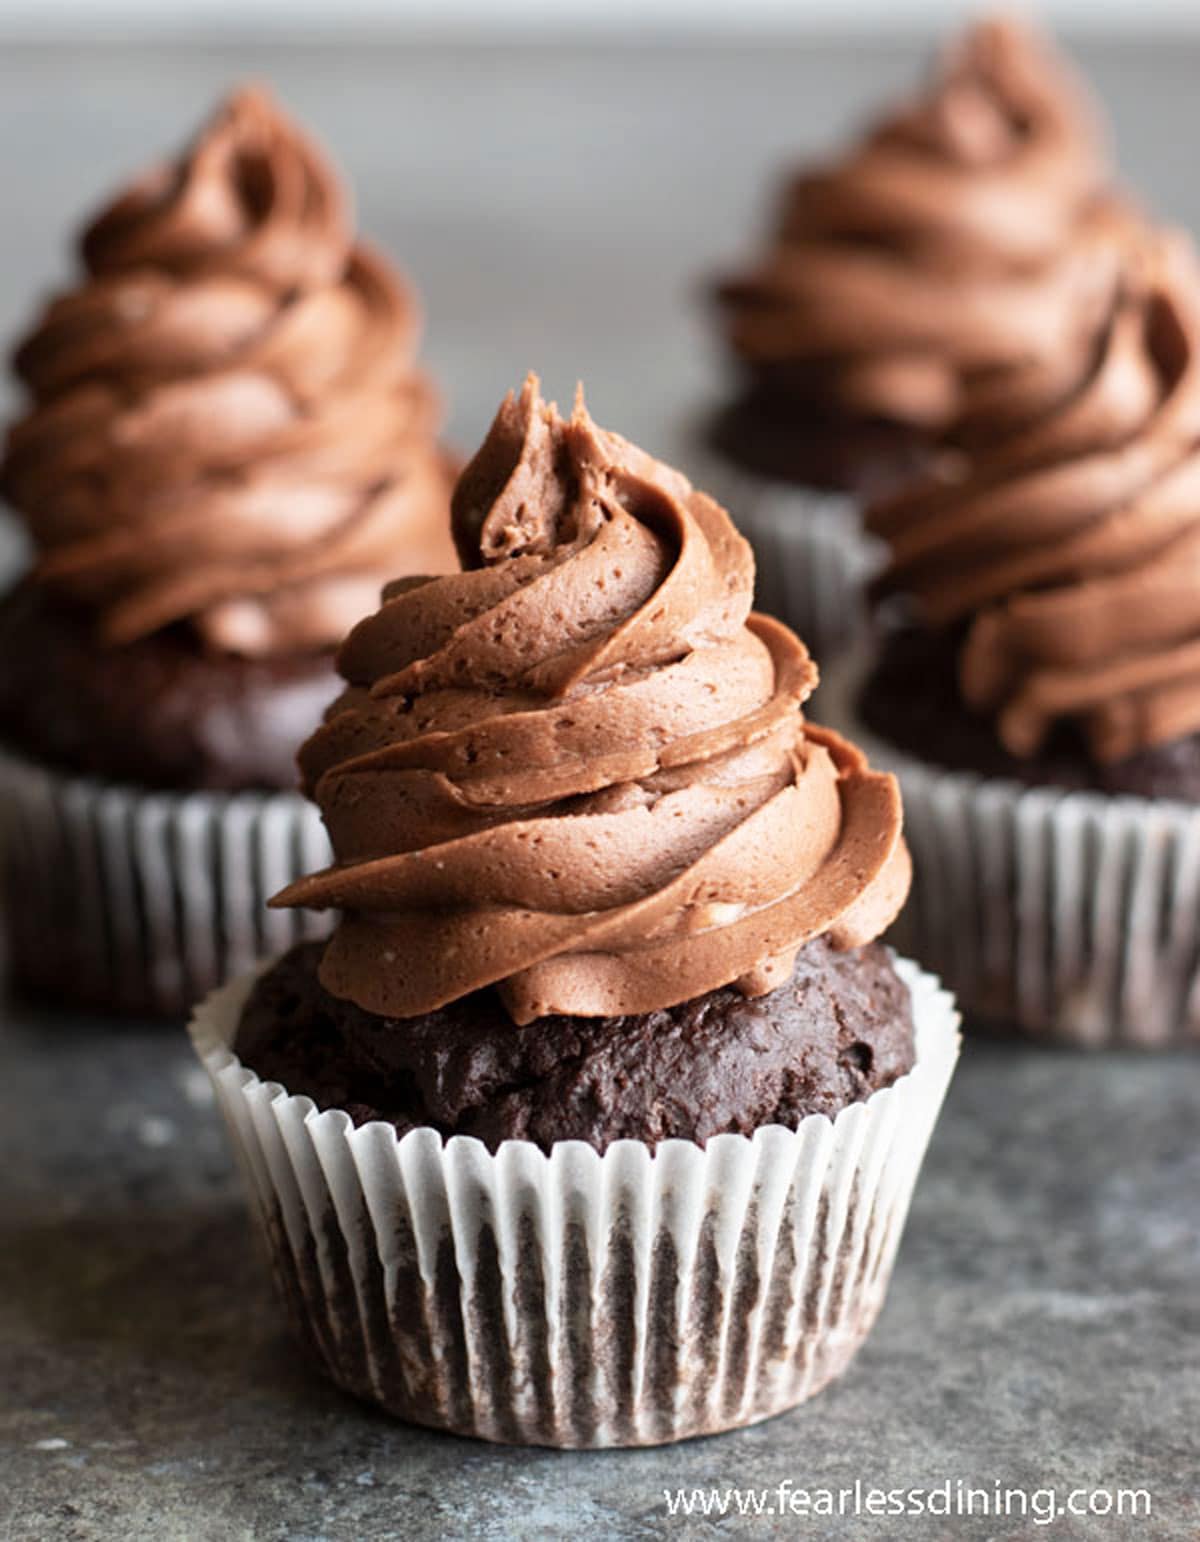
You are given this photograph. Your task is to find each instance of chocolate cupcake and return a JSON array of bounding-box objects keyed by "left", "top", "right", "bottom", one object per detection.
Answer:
[
  {"left": 0, "top": 86, "right": 457, "bottom": 1013},
  {"left": 832, "top": 233, "right": 1200, "bottom": 1045},
  {"left": 189, "top": 378, "right": 960, "bottom": 1446},
  {"left": 695, "top": 16, "right": 1125, "bottom": 664}
]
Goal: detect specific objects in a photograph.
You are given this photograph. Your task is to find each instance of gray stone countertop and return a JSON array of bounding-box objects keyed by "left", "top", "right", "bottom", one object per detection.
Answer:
[{"left": 1, "top": 33, "right": 1199, "bottom": 1542}]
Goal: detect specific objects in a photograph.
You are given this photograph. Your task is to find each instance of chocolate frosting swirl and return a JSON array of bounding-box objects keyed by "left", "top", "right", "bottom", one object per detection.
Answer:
[
  {"left": 869, "top": 232, "right": 1200, "bottom": 765},
  {"left": 1, "top": 86, "right": 456, "bottom": 657},
  {"left": 273, "top": 377, "right": 911, "bottom": 1024},
  {"left": 715, "top": 17, "right": 1124, "bottom": 437}
]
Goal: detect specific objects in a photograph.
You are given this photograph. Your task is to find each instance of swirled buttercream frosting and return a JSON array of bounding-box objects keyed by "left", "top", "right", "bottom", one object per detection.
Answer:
[
  {"left": 869, "top": 232, "right": 1200, "bottom": 765},
  {"left": 715, "top": 17, "right": 1125, "bottom": 439},
  {"left": 1, "top": 85, "right": 456, "bottom": 657},
  {"left": 273, "top": 377, "right": 911, "bottom": 1023}
]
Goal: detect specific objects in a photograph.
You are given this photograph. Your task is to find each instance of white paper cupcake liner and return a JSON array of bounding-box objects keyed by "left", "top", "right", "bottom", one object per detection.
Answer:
[
  {"left": 0, "top": 745, "right": 332, "bottom": 1017},
  {"left": 678, "top": 434, "right": 880, "bottom": 668},
  {"left": 189, "top": 956, "right": 960, "bottom": 1447},
  {"left": 824, "top": 651, "right": 1200, "bottom": 1047}
]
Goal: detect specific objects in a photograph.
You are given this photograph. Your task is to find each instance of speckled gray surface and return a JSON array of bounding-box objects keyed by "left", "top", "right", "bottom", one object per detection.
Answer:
[{"left": 1, "top": 33, "right": 1199, "bottom": 1542}]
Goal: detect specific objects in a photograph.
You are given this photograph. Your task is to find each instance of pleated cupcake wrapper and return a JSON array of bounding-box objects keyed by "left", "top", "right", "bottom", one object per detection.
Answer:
[
  {"left": 189, "top": 958, "right": 959, "bottom": 1448},
  {"left": 678, "top": 434, "right": 878, "bottom": 668},
  {"left": 0, "top": 745, "right": 331, "bottom": 1017},
  {"left": 824, "top": 652, "right": 1200, "bottom": 1047}
]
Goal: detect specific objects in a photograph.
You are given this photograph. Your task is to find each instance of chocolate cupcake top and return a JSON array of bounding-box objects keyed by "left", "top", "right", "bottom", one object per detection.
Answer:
[
  {"left": 236, "top": 937, "right": 917, "bottom": 1151},
  {"left": 1, "top": 85, "right": 456, "bottom": 658},
  {"left": 869, "top": 232, "right": 1200, "bottom": 766},
  {"left": 715, "top": 17, "right": 1124, "bottom": 438},
  {"left": 274, "top": 377, "right": 911, "bottom": 1024}
]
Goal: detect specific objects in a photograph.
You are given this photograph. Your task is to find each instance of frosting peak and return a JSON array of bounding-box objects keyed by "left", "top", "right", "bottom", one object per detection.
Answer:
[
  {"left": 715, "top": 17, "right": 1125, "bottom": 438},
  {"left": 869, "top": 231, "right": 1200, "bottom": 764},
  {"left": 273, "top": 377, "right": 910, "bottom": 1024},
  {"left": 82, "top": 86, "right": 349, "bottom": 292},
  {"left": 1, "top": 85, "right": 456, "bottom": 657}
]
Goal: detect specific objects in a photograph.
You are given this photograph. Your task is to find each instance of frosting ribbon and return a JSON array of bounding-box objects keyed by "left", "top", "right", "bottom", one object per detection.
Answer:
[
  {"left": 1, "top": 85, "right": 456, "bottom": 657},
  {"left": 274, "top": 377, "right": 910, "bottom": 1023},
  {"left": 869, "top": 232, "right": 1200, "bottom": 763},
  {"left": 715, "top": 17, "right": 1125, "bottom": 439}
]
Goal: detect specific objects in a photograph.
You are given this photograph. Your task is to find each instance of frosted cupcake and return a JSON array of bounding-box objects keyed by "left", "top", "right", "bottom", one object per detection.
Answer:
[
  {"left": 835, "top": 233, "right": 1200, "bottom": 1046},
  {"left": 699, "top": 16, "right": 1124, "bottom": 662},
  {"left": 190, "top": 377, "right": 960, "bottom": 1446},
  {"left": 0, "top": 85, "right": 457, "bottom": 1013}
]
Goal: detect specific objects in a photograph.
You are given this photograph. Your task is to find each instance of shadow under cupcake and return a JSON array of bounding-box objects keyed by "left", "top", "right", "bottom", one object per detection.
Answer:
[
  {"left": 190, "top": 376, "right": 959, "bottom": 1446},
  {"left": 0, "top": 84, "right": 457, "bottom": 1015}
]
